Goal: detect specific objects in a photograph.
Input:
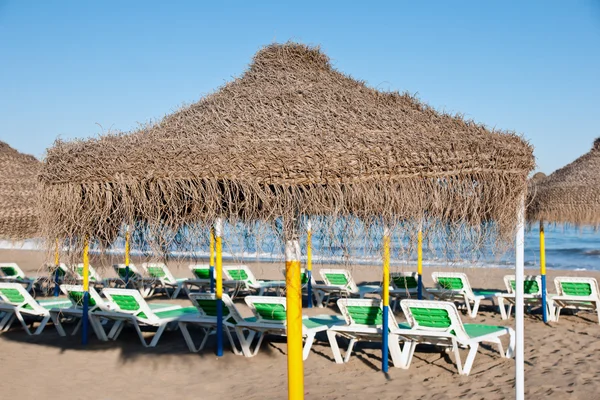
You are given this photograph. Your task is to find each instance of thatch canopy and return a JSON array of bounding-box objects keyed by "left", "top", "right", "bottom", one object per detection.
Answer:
[
  {"left": 40, "top": 43, "right": 534, "bottom": 245},
  {"left": 528, "top": 138, "right": 600, "bottom": 225},
  {"left": 0, "top": 141, "right": 40, "bottom": 240}
]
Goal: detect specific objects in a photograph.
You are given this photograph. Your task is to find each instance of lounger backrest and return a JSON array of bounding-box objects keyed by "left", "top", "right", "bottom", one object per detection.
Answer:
[
  {"left": 189, "top": 264, "right": 212, "bottom": 280},
  {"left": 0, "top": 263, "right": 25, "bottom": 279},
  {"left": 101, "top": 288, "right": 158, "bottom": 322},
  {"left": 0, "top": 282, "right": 45, "bottom": 313},
  {"left": 280, "top": 267, "right": 311, "bottom": 285},
  {"left": 432, "top": 272, "right": 475, "bottom": 296},
  {"left": 391, "top": 272, "right": 418, "bottom": 290},
  {"left": 503, "top": 275, "right": 542, "bottom": 295},
  {"left": 73, "top": 263, "right": 100, "bottom": 281},
  {"left": 113, "top": 264, "right": 142, "bottom": 280},
  {"left": 245, "top": 296, "right": 287, "bottom": 324},
  {"left": 142, "top": 263, "right": 177, "bottom": 284},
  {"left": 337, "top": 298, "right": 399, "bottom": 329},
  {"left": 401, "top": 299, "right": 468, "bottom": 341},
  {"left": 320, "top": 269, "right": 358, "bottom": 292},
  {"left": 60, "top": 284, "right": 106, "bottom": 310},
  {"left": 224, "top": 265, "right": 257, "bottom": 286},
  {"left": 47, "top": 263, "right": 69, "bottom": 278},
  {"left": 554, "top": 277, "right": 600, "bottom": 298},
  {"left": 189, "top": 293, "right": 244, "bottom": 324}
]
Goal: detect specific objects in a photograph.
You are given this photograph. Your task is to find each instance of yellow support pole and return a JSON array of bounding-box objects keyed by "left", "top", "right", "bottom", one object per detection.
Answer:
[
  {"left": 540, "top": 221, "right": 548, "bottom": 322},
  {"left": 210, "top": 228, "right": 215, "bottom": 293},
  {"left": 285, "top": 239, "right": 304, "bottom": 400},
  {"left": 306, "top": 221, "right": 313, "bottom": 308},
  {"left": 124, "top": 228, "right": 131, "bottom": 285},
  {"left": 382, "top": 227, "right": 391, "bottom": 372},
  {"left": 81, "top": 238, "right": 90, "bottom": 345},
  {"left": 53, "top": 239, "right": 60, "bottom": 297},
  {"left": 215, "top": 218, "right": 224, "bottom": 356},
  {"left": 417, "top": 229, "right": 423, "bottom": 299}
]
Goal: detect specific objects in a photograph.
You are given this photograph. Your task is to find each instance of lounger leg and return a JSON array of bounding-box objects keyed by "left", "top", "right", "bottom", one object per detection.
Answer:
[
  {"left": 313, "top": 290, "right": 324, "bottom": 308},
  {"left": 469, "top": 299, "right": 480, "bottom": 318},
  {"left": 71, "top": 319, "right": 83, "bottom": 335},
  {"left": 399, "top": 340, "right": 417, "bottom": 369},
  {"left": 198, "top": 328, "right": 212, "bottom": 351},
  {"left": 172, "top": 284, "right": 182, "bottom": 299},
  {"left": 33, "top": 315, "right": 50, "bottom": 335},
  {"left": 88, "top": 316, "right": 106, "bottom": 341},
  {"left": 108, "top": 320, "right": 125, "bottom": 340},
  {"left": 388, "top": 333, "right": 403, "bottom": 367},
  {"left": 251, "top": 332, "right": 265, "bottom": 356},
  {"left": 148, "top": 324, "right": 168, "bottom": 347},
  {"left": 225, "top": 327, "right": 242, "bottom": 355},
  {"left": 506, "top": 328, "right": 515, "bottom": 358},
  {"left": 178, "top": 322, "right": 198, "bottom": 352},
  {"left": 344, "top": 338, "right": 357, "bottom": 363},
  {"left": 50, "top": 312, "right": 67, "bottom": 336},
  {"left": 0, "top": 312, "right": 14, "bottom": 331},
  {"left": 14, "top": 311, "right": 33, "bottom": 335},
  {"left": 497, "top": 297, "right": 508, "bottom": 320},
  {"left": 235, "top": 327, "right": 255, "bottom": 357},
  {"left": 507, "top": 303, "right": 514, "bottom": 319},
  {"left": 326, "top": 330, "right": 344, "bottom": 364},
  {"left": 451, "top": 341, "right": 464, "bottom": 375},
  {"left": 302, "top": 333, "right": 315, "bottom": 360},
  {"left": 462, "top": 343, "right": 479, "bottom": 375}
]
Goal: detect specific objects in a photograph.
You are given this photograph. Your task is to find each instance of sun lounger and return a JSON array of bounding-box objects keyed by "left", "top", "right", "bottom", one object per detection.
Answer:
[
  {"left": 326, "top": 298, "right": 404, "bottom": 365},
  {"left": 314, "top": 269, "right": 380, "bottom": 307},
  {"left": 89, "top": 288, "right": 197, "bottom": 347},
  {"left": 178, "top": 293, "right": 255, "bottom": 354},
  {"left": 0, "top": 282, "right": 72, "bottom": 335},
  {"left": 181, "top": 264, "right": 213, "bottom": 294},
  {"left": 142, "top": 262, "right": 188, "bottom": 298},
  {"left": 223, "top": 265, "right": 286, "bottom": 296},
  {"left": 549, "top": 277, "right": 600, "bottom": 324},
  {"left": 428, "top": 272, "right": 497, "bottom": 318},
  {"left": 104, "top": 264, "right": 155, "bottom": 297},
  {"left": 234, "top": 295, "right": 346, "bottom": 359},
  {"left": 49, "top": 284, "right": 110, "bottom": 337},
  {"left": 0, "top": 263, "right": 37, "bottom": 292},
  {"left": 495, "top": 275, "right": 554, "bottom": 320},
  {"left": 395, "top": 299, "right": 515, "bottom": 375},
  {"left": 389, "top": 272, "right": 423, "bottom": 310},
  {"left": 72, "top": 263, "right": 104, "bottom": 287}
]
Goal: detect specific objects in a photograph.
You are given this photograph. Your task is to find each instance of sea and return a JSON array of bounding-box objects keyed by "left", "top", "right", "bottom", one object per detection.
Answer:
[{"left": 2, "top": 224, "right": 599, "bottom": 272}]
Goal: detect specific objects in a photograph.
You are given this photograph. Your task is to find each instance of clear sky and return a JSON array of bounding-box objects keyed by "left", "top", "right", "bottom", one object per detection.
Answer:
[{"left": 0, "top": 0, "right": 598, "bottom": 174}]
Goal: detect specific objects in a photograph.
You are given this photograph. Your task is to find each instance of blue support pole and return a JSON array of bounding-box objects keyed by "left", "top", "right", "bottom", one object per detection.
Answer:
[
  {"left": 541, "top": 275, "right": 548, "bottom": 323},
  {"left": 216, "top": 298, "right": 223, "bottom": 356},
  {"left": 417, "top": 274, "right": 423, "bottom": 300},
  {"left": 81, "top": 291, "right": 90, "bottom": 345},
  {"left": 124, "top": 266, "right": 130, "bottom": 287},
  {"left": 53, "top": 268, "right": 61, "bottom": 297},
  {"left": 210, "top": 266, "right": 215, "bottom": 293},
  {"left": 382, "top": 305, "right": 389, "bottom": 372}
]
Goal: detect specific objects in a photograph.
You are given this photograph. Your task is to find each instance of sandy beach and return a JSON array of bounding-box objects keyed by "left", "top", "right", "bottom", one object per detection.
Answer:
[{"left": 1, "top": 248, "right": 599, "bottom": 399}]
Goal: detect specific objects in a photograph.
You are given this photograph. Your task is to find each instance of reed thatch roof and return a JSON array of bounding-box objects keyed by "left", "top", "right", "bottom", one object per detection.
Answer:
[
  {"left": 528, "top": 138, "right": 600, "bottom": 225},
  {"left": 0, "top": 141, "right": 40, "bottom": 240},
  {"left": 40, "top": 42, "right": 534, "bottom": 244}
]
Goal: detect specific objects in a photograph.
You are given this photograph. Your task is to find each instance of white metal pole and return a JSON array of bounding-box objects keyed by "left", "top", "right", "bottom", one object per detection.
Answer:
[{"left": 515, "top": 196, "right": 525, "bottom": 400}]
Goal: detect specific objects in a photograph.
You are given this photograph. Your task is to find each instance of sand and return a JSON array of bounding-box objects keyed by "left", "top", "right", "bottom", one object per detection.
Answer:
[{"left": 1, "top": 249, "right": 599, "bottom": 399}]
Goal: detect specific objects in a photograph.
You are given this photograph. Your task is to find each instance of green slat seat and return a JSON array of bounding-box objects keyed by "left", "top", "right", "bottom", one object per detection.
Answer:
[
  {"left": 437, "top": 277, "right": 463, "bottom": 290},
  {"left": 193, "top": 268, "right": 211, "bottom": 279},
  {"left": 254, "top": 303, "right": 286, "bottom": 321},
  {"left": 561, "top": 282, "right": 592, "bottom": 296},
  {"left": 146, "top": 267, "right": 167, "bottom": 278},
  {"left": 509, "top": 280, "right": 540, "bottom": 294},
  {"left": 409, "top": 307, "right": 452, "bottom": 328},
  {"left": 463, "top": 323, "right": 508, "bottom": 338},
  {"left": 346, "top": 305, "right": 383, "bottom": 326},
  {"left": 153, "top": 306, "right": 199, "bottom": 319},
  {"left": 1, "top": 267, "right": 18, "bottom": 277},
  {"left": 325, "top": 273, "right": 349, "bottom": 286},
  {"left": 228, "top": 269, "right": 249, "bottom": 281},
  {"left": 393, "top": 276, "right": 418, "bottom": 289}
]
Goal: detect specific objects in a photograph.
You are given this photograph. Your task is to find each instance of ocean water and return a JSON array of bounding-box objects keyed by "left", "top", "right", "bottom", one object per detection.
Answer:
[{"left": 3, "top": 225, "right": 599, "bottom": 272}]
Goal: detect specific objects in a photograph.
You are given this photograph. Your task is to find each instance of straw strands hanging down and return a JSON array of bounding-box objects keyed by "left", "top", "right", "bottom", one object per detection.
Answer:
[
  {"left": 39, "top": 42, "right": 534, "bottom": 251},
  {"left": 528, "top": 138, "right": 600, "bottom": 226},
  {"left": 0, "top": 141, "right": 40, "bottom": 240}
]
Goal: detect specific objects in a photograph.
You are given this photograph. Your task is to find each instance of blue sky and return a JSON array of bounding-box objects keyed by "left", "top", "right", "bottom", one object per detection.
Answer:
[{"left": 0, "top": 0, "right": 598, "bottom": 174}]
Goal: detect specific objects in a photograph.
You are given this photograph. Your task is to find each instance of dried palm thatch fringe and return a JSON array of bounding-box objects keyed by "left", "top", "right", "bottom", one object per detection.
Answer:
[
  {"left": 39, "top": 42, "right": 534, "bottom": 250},
  {"left": 528, "top": 138, "right": 600, "bottom": 226},
  {"left": 0, "top": 141, "right": 40, "bottom": 240}
]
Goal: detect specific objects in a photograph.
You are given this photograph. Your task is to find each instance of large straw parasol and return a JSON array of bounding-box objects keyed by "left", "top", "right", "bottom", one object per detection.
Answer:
[
  {"left": 0, "top": 141, "right": 40, "bottom": 240},
  {"left": 39, "top": 43, "right": 535, "bottom": 400},
  {"left": 528, "top": 138, "right": 600, "bottom": 225}
]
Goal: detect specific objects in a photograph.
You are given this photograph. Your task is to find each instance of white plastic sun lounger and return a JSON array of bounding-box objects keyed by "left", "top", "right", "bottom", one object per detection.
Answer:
[
  {"left": 326, "top": 298, "right": 404, "bottom": 365},
  {"left": 395, "top": 299, "right": 515, "bottom": 375},
  {"left": 428, "top": 272, "right": 497, "bottom": 318},
  {"left": 178, "top": 293, "right": 256, "bottom": 354},
  {"left": 495, "top": 275, "right": 554, "bottom": 320},
  {"left": 89, "top": 288, "right": 198, "bottom": 347},
  {"left": 182, "top": 264, "right": 213, "bottom": 294},
  {"left": 223, "top": 265, "right": 286, "bottom": 296},
  {"left": 549, "top": 277, "right": 600, "bottom": 324},
  {"left": 0, "top": 263, "right": 37, "bottom": 292},
  {"left": 314, "top": 269, "right": 381, "bottom": 308},
  {"left": 104, "top": 264, "right": 156, "bottom": 297},
  {"left": 0, "top": 282, "right": 72, "bottom": 335},
  {"left": 142, "top": 262, "right": 188, "bottom": 298},
  {"left": 234, "top": 295, "right": 346, "bottom": 359}
]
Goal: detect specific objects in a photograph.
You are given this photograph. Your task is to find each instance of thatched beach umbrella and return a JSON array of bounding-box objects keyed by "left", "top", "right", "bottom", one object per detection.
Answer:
[
  {"left": 0, "top": 141, "right": 40, "bottom": 240},
  {"left": 39, "top": 43, "right": 534, "bottom": 400},
  {"left": 528, "top": 138, "right": 600, "bottom": 322}
]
